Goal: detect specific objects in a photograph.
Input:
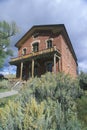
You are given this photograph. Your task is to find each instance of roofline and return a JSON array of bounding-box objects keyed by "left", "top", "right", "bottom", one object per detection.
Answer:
[
  {"left": 15, "top": 24, "right": 78, "bottom": 64},
  {"left": 15, "top": 24, "right": 64, "bottom": 47}
]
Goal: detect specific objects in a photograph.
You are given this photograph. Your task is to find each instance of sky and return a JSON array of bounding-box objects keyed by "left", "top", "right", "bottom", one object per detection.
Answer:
[{"left": 0, "top": 0, "right": 87, "bottom": 74}]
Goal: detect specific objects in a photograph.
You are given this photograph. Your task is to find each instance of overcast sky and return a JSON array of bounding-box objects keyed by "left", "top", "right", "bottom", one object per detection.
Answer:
[{"left": 0, "top": 0, "right": 87, "bottom": 74}]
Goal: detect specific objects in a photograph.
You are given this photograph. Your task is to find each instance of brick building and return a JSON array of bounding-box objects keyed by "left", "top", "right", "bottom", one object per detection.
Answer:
[{"left": 10, "top": 24, "right": 78, "bottom": 80}]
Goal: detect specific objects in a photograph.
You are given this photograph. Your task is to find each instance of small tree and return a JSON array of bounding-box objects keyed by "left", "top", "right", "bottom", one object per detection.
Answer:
[{"left": 0, "top": 21, "right": 18, "bottom": 68}]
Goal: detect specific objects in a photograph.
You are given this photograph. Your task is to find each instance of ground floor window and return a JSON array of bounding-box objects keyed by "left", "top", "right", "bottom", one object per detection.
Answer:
[{"left": 46, "top": 62, "right": 53, "bottom": 72}]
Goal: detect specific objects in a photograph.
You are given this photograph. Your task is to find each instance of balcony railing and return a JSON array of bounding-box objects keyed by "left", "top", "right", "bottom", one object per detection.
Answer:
[{"left": 10, "top": 46, "right": 60, "bottom": 63}]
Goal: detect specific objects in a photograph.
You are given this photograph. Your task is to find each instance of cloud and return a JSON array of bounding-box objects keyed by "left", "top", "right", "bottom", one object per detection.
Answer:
[
  {"left": 0, "top": 65, "right": 16, "bottom": 75},
  {"left": 79, "top": 61, "right": 87, "bottom": 72},
  {"left": 0, "top": 0, "right": 87, "bottom": 72}
]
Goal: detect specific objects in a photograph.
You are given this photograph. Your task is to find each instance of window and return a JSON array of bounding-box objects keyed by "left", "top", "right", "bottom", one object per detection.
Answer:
[
  {"left": 46, "top": 62, "right": 53, "bottom": 72},
  {"left": 22, "top": 48, "right": 26, "bottom": 55},
  {"left": 33, "top": 42, "right": 39, "bottom": 52},
  {"left": 47, "top": 40, "right": 52, "bottom": 48}
]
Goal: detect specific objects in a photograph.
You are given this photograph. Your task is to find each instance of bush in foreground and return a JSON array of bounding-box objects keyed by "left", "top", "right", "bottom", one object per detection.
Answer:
[{"left": 0, "top": 72, "right": 83, "bottom": 130}]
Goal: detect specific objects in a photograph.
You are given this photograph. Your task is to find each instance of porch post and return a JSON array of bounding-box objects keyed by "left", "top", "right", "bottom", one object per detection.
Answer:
[
  {"left": 54, "top": 54, "right": 56, "bottom": 73},
  {"left": 20, "top": 62, "right": 23, "bottom": 80},
  {"left": 59, "top": 57, "right": 61, "bottom": 72},
  {"left": 32, "top": 59, "right": 34, "bottom": 78},
  {"left": 58, "top": 59, "right": 59, "bottom": 72}
]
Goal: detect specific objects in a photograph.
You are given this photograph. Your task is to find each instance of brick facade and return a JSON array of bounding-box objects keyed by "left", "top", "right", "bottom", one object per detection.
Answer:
[{"left": 10, "top": 24, "right": 78, "bottom": 79}]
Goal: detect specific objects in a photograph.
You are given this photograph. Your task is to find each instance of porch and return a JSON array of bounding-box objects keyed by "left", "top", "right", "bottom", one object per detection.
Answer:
[{"left": 10, "top": 47, "right": 61, "bottom": 80}]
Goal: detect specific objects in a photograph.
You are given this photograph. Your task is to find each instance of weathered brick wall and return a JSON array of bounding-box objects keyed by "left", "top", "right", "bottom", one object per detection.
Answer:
[
  {"left": 18, "top": 35, "right": 62, "bottom": 56},
  {"left": 17, "top": 33, "right": 77, "bottom": 77},
  {"left": 53, "top": 35, "right": 62, "bottom": 51},
  {"left": 60, "top": 35, "right": 77, "bottom": 77},
  {"left": 18, "top": 37, "right": 33, "bottom": 56}
]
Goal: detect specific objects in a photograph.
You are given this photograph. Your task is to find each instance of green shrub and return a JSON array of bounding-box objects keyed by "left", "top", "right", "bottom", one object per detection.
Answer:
[
  {"left": 0, "top": 95, "right": 16, "bottom": 108},
  {"left": 76, "top": 95, "right": 87, "bottom": 129},
  {"left": 0, "top": 72, "right": 84, "bottom": 130},
  {"left": 79, "top": 71, "right": 87, "bottom": 90}
]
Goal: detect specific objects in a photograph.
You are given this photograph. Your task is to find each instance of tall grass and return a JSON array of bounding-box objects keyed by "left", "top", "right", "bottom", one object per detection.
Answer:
[{"left": 0, "top": 80, "right": 11, "bottom": 90}]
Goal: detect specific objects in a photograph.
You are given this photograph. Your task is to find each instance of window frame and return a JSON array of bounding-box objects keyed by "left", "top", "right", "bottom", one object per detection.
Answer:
[
  {"left": 46, "top": 39, "right": 53, "bottom": 49},
  {"left": 22, "top": 48, "right": 27, "bottom": 55},
  {"left": 32, "top": 42, "right": 39, "bottom": 52}
]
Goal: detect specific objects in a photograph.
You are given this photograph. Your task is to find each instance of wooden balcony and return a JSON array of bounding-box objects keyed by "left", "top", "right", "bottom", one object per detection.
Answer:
[{"left": 10, "top": 46, "right": 60, "bottom": 65}]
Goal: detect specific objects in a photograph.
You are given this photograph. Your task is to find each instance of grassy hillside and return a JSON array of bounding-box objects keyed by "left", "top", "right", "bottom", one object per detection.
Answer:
[{"left": 0, "top": 72, "right": 87, "bottom": 130}]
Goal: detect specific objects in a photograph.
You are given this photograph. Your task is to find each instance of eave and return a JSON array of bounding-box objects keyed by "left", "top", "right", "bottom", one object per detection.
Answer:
[{"left": 15, "top": 24, "right": 64, "bottom": 48}]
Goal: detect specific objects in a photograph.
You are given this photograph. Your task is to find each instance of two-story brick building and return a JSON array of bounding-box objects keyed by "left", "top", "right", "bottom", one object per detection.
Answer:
[{"left": 10, "top": 24, "right": 78, "bottom": 80}]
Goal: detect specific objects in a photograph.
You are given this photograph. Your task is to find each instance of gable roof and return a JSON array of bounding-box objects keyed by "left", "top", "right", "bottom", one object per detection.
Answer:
[{"left": 15, "top": 24, "right": 77, "bottom": 64}]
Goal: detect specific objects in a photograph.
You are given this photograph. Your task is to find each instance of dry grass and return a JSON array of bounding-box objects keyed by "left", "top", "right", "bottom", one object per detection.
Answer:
[{"left": 4, "top": 74, "right": 16, "bottom": 79}]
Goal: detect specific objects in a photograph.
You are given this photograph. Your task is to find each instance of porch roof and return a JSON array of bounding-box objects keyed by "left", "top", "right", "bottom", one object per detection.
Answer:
[{"left": 9, "top": 47, "right": 61, "bottom": 65}]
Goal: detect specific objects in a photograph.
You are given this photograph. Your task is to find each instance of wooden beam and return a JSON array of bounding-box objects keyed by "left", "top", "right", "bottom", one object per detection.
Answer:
[
  {"left": 58, "top": 59, "right": 60, "bottom": 72},
  {"left": 55, "top": 54, "right": 60, "bottom": 59},
  {"left": 20, "top": 62, "right": 23, "bottom": 80},
  {"left": 55, "top": 54, "right": 61, "bottom": 72},
  {"left": 32, "top": 59, "right": 34, "bottom": 78},
  {"left": 54, "top": 54, "right": 56, "bottom": 73}
]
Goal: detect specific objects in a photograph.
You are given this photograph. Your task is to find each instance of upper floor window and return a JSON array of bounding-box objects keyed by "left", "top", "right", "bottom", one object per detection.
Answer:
[
  {"left": 47, "top": 40, "right": 52, "bottom": 48},
  {"left": 22, "top": 48, "right": 27, "bottom": 55},
  {"left": 32, "top": 42, "right": 39, "bottom": 52}
]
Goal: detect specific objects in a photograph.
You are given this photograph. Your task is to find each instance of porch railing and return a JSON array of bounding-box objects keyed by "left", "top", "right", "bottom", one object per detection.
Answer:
[{"left": 10, "top": 46, "right": 60, "bottom": 63}]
